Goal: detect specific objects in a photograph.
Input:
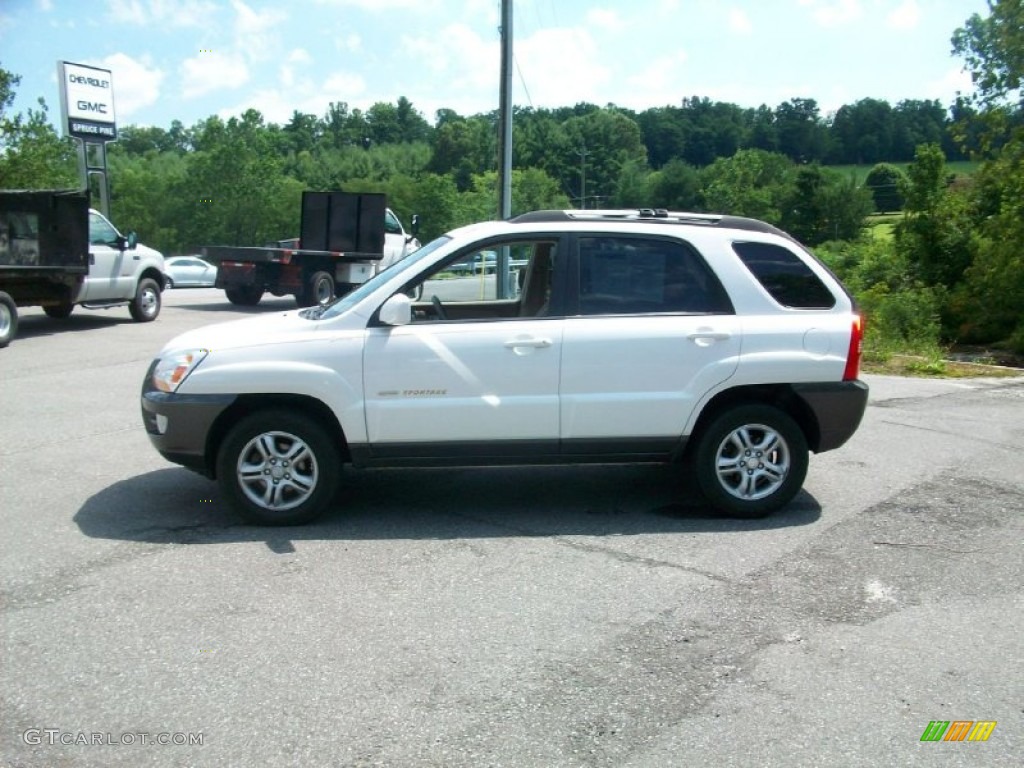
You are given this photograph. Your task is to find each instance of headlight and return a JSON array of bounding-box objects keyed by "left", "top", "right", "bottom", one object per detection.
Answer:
[{"left": 151, "top": 349, "right": 208, "bottom": 393}]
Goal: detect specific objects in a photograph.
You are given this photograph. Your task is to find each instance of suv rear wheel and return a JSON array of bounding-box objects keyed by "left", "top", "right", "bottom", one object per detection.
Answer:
[
  {"left": 217, "top": 410, "right": 341, "bottom": 525},
  {"left": 694, "top": 404, "right": 808, "bottom": 518}
]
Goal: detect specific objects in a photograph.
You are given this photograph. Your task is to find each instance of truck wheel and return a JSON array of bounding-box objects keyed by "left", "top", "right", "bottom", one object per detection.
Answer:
[
  {"left": 216, "top": 409, "right": 341, "bottom": 526},
  {"left": 694, "top": 404, "right": 808, "bottom": 519},
  {"left": 129, "top": 277, "right": 161, "bottom": 322},
  {"left": 0, "top": 292, "right": 17, "bottom": 348},
  {"left": 43, "top": 301, "right": 74, "bottom": 319},
  {"left": 225, "top": 285, "right": 264, "bottom": 306},
  {"left": 305, "top": 271, "right": 335, "bottom": 306}
]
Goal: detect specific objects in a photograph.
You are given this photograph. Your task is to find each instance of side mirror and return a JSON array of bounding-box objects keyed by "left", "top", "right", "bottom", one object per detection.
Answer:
[
  {"left": 410, "top": 214, "right": 420, "bottom": 237},
  {"left": 379, "top": 293, "right": 412, "bottom": 326},
  {"left": 126, "top": 231, "right": 139, "bottom": 250}
]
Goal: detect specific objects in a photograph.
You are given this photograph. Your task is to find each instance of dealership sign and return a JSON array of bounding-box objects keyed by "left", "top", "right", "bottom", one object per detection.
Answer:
[{"left": 58, "top": 61, "right": 117, "bottom": 140}]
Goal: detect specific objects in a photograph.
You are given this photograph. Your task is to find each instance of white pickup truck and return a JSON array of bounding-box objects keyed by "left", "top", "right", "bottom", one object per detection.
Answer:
[{"left": 44, "top": 207, "right": 166, "bottom": 322}]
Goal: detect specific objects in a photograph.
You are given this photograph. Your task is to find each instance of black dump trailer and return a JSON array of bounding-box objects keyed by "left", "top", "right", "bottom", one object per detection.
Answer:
[
  {"left": 203, "top": 191, "right": 387, "bottom": 307},
  {"left": 0, "top": 189, "right": 90, "bottom": 348}
]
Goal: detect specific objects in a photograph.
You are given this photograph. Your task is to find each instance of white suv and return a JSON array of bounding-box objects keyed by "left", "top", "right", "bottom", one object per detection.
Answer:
[{"left": 142, "top": 209, "right": 868, "bottom": 525}]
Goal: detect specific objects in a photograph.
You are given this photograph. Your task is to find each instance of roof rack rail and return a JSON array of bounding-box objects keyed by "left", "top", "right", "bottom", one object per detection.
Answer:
[{"left": 508, "top": 208, "right": 783, "bottom": 236}]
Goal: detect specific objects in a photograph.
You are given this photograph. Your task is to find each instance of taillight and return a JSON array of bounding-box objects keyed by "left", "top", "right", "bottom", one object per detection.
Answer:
[{"left": 843, "top": 314, "right": 863, "bottom": 381}]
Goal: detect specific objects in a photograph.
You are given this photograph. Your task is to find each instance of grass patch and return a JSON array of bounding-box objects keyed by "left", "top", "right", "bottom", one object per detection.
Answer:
[{"left": 863, "top": 354, "right": 1021, "bottom": 378}]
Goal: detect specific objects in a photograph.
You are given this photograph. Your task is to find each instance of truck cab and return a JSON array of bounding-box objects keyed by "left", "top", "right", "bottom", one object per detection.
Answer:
[
  {"left": 380, "top": 208, "right": 421, "bottom": 272},
  {"left": 40, "top": 207, "right": 166, "bottom": 322}
]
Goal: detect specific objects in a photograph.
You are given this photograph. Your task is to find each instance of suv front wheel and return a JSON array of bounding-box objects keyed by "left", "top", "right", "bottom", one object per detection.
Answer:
[
  {"left": 217, "top": 410, "right": 341, "bottom": 525},
  {"left": 694, "top": 404, "right": 808, "bottom": 518}
]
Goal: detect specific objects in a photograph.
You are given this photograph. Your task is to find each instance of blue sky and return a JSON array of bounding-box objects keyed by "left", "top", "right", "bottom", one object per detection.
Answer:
[{"left": 1, "top": 0, "right": 989, "bottom": 131}]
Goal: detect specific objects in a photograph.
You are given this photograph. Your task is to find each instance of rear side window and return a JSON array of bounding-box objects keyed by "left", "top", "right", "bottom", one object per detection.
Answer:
[
  {"left": 733, "top": 241, "right": 836, "bottom": 309},
  {"left": 576, "top": 236, "right": 733, "bottom": 316}
]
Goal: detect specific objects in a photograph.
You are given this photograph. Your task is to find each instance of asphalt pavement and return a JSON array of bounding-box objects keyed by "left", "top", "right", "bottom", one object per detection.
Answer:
[{"left": 1, "top": 288, "right": 1021, "bottom": 767}]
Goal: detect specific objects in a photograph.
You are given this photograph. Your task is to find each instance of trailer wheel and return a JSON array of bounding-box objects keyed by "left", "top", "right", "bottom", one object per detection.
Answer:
[
  {"left": 304, "top": 271, "right": 335, "bottom": 306},
  {"left": 0, "top": 291, "right": 17, "bottom": 348},
  {"left": 43, "top": 301, "right": 74, "bottom": 319},
  {"left": 129, "top": 277, "right": 161, "bottom": 322},
  {"left": 225, "top": 285, "right": 264, "bottom": 306}
]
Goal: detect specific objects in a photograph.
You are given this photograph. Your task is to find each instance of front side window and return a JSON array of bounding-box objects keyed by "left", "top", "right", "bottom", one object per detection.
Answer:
[
  {"left": 404, "top": 239, "right": 559, "bottom": 323},
  {"left": 384, "top": 210, "right": 402, "bottom": 235},
  {"left": 575, "top": 236, "right": 733, "bottom": 316},
  {"left": 89, "top": 212, "right": 120, "bottom": 246}
]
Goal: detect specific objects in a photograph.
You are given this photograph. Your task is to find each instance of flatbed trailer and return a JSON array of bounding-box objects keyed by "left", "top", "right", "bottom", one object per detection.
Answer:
[{"left": 202, "top": 191, "right": 398, "bottom": 307}]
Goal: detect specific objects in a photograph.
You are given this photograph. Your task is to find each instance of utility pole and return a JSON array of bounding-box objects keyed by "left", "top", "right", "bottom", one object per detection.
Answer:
[
  {"left": 497, "top": 0, "right": 513, "bottom": 298},
  {"left": 498, "top": 0, "right": 513, "bottom": 222},
  {"left": 577, "top": 142, "right": 590, "bottom": 209}
]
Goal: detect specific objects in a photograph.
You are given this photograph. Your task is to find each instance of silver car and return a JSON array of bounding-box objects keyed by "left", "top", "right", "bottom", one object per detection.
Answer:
[{"left": 164, "top": 256, "right": 217, "bottom": 288}]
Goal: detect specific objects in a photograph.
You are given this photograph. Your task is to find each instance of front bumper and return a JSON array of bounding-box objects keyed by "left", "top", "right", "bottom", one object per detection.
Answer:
[
  {"left": 792, "top": 380, "right": 869, "bottom": 452},
  {"left": 141, "top": 366, "right": 236, "bottom": 476}
]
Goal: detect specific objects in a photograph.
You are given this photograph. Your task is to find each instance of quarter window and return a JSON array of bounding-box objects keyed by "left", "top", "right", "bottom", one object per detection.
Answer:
[
  {"left": 733, "top": 241, "right": 836, "bottom": 309},
  {"left": 576, "top": 237, "right": 732, "bottom": 316}
]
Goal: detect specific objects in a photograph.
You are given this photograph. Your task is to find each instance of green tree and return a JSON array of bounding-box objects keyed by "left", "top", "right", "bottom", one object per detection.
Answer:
[
  {"left": 646, "top": 158, "right": 700, "bottom": 210},
  {"left": 895, "top": 143, "right": 974, "bottom": 292},
  {"left": 0, "top": 65, "right": 77, "bottom": 188},
  {"left": 700, "top": 149, "right": 793, "bottom": 221},
  {"left": 174, "top": 110, "right": 301, "bottom": 248},
  {"left": 782, "top": 165, "right": 872, "bottom": 245},
  {"left": 864, "top": 162, "right": 907, "bottom": 212},
  {"left": 951, "top": 0, "right": 1024, "bottom": 349}
]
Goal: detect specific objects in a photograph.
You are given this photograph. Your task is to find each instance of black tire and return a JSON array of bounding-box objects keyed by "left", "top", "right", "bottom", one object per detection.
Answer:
[
  {"left": 165, "top": 276, "right": 175, "bottom": 289},
  {"left": 43, "top": 301, "right": 74, "bottom": 319},
  {"left": 304, "top": 270, "right": 335, "bottom": 306},
  {"left": 0, "top": 291, "right": 17, "bottom": 348},
  {"left": 225, "top": 285, "right": 264, "bottom": 306},
  {"left": 694, "top": 404, "right": 808, "bottom": 518},
  {"left": 216, "top": 409, "right": 341, "bottom": 526},
  {"left": 129, "top": 277, "right": 161, "bottom": 322}
]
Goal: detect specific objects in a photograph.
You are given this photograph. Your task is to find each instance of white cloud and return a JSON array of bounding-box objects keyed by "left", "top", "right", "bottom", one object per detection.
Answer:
[
  {"left": 799, "top": 0, "right": 863, "bottom": 28},
  {"left": 218, "top": 72, "right": 368, "bottom": 124},
  {"left": 927, "top": 65, "right": 975, "bottom": 103},
  {"left": 231, "top": 0, "right": 288, "bottom": 59},
  {"left": 886, "top": 0, "right": 921, "bottom": 31},
  {"left": 322, "top": 72, "right": 368, "bottom": 101},
  {"left": 280, "top": 48, "right": 312, "bottom": 88},
  {"left": 106, "top": 0, "right": 147, "bottom": 24},
  {"left": 515, "top": 27, "right": 611, "bottom": 108},
  {"left": 312, "top": 0, "right": 439, "bottom": 8},
  {"left": 729, "top": 8, "right": 753, "bottom": 36},
  {"left": 586, "top": 9, "right": 622, "bottom": 32},
  {"left": 335, "top": 33, "right": 362, "bottom": 54},
  {"left": 105, "top": 0, "right": 217, "bottom": 27},
  {"left": 91, "top": 52, "right": 164, "bottom": 118},
  {"left": 624, "top": 51, "right": 691, "bottom": 109},
  {"left": 181, "top": 51, "right": 249, "bottom": 99},
  {"left": 37, "top": 0, "right": 55, "bottom": 11}
]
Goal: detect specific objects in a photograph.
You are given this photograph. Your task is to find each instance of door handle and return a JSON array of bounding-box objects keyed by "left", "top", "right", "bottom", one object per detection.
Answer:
[
  {"left": 687, "top": 330, "right": 731, "bottom": 345},
  {"left": 504, "top": 338, "right": 552, "bottom": 349}
]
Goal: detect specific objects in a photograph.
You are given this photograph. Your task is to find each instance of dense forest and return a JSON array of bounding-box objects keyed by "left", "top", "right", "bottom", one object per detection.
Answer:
[{"left": 1, "top": 0, "right": 1022, "bottom": 359}]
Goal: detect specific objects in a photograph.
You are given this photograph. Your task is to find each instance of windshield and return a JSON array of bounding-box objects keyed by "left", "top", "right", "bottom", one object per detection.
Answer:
[{"left": 316, "top": 235, "right": 453, "bottom": 320}]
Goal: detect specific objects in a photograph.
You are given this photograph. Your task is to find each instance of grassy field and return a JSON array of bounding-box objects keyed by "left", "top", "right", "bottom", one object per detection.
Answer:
[{"left": 828, "top": 160, "right": 980, "bottom": 184}]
